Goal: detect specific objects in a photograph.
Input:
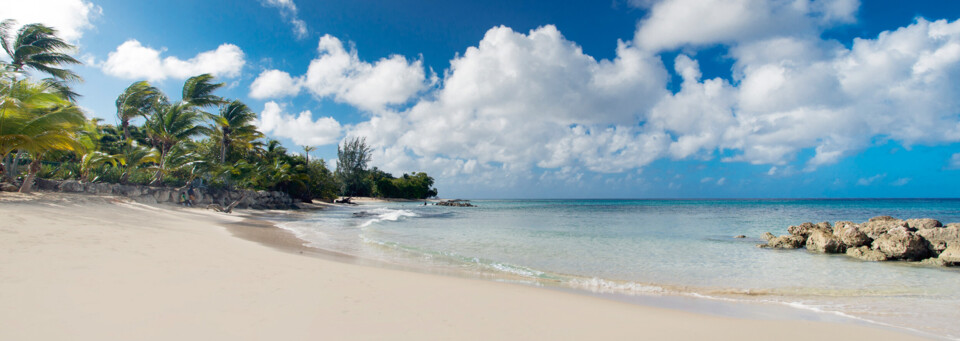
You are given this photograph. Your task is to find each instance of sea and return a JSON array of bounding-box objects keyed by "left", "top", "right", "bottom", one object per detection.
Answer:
[{"left": 271, "top": 199, "right": 960, "bottom": 339}]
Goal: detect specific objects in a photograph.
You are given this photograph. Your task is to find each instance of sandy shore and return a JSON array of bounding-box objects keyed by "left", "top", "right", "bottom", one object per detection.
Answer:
[{"left": 0, "top": 192, "right": 930, "bottom": 340}]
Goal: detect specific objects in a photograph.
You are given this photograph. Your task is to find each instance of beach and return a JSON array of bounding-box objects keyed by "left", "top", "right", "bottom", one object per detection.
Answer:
[{"left": 0, "top": 192, "right": 932, "bottom": 340}]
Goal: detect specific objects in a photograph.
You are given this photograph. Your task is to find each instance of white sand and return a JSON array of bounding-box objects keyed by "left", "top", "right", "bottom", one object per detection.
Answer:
[{"left": 0, "top": 192, "right": 929, "bottom": 340}]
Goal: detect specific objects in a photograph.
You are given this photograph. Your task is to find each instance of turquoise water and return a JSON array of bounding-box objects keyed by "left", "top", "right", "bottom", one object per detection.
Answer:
[{"left": 277, "top": 199, "right": 960, "bottom": 339}]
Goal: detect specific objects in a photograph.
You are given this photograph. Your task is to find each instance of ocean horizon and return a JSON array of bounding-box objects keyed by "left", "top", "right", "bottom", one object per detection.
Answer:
[{"left": 274, "top": 198, "right": 960, "bottom": 339}]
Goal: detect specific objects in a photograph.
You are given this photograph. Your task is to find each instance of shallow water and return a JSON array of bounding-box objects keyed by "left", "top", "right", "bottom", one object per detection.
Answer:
[{"left": 277, "top": 199, "right": 960, "bottom": 339}]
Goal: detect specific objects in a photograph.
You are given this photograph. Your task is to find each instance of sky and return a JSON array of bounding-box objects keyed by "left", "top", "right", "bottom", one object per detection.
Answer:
[{"left": 4, "top": 0, "right": 960, "bottom": 198}]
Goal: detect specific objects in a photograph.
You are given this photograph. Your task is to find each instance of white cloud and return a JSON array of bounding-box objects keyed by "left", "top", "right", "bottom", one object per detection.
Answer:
[
  {"left": 3, "top": 0, "right": 101, "bottom": 41},
  {"left": 631, "top": 18, "right": 960, "bottom": 169},
  {"left": 261, "top": 0, "right": 308, "bottom": 39},
  {"left": 949, "top": 153, "right": 960, "bottom": 169},
  {"left": 345, "top": 25, "right": 669, "bottom": 177},
  {"left": 891, "top": 178, "right": 911, "bottom": 186},
  {"left": 249, "top": 69, "right": 300, "bottom": 99},
  {"left": 251, "top": 34, "right": 431, "bottom": 112},
  {"left": 101, "top": 40, "right": 245, "bottom": 81},
  {"left": 857, "top": 174, "right": 885, "bottom": 186},
  {"left": 634, "top": 0, "right": 859, "bottom": 51},
  {"left": 256, "top": 101, "right": 341, "bottom": 146}
]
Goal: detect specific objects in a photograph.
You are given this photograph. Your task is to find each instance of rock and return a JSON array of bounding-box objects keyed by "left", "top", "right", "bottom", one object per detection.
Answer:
[
  {"left": 60, "top": 180, "right": 83, "bottom": 192},
  {"left": 764, "top": 235, "right": 806, "bottom": 249},
  {"left": 869, "top": 215, "right": 898, "bottom": 222},
  {"left": 939, "top": 246, "right": 960, "bottom": 266},
  {"left": 872, "top": 227, "right": 929, "bottom": 260},
  {"left": 734, "top": 235, "right": 746, "bottom": 239},
  {"left": 918, "top": 257, "right": 945, "bottom": 267},
  {"left": 806, "top": 230, "right": 845, "bottom": 253},
  {"left": 0, "top": 182, "right": 17, "bottom": 192},
  {"left": 833, "top": 221, "right": 857, "bottom": 237},
  {"left": 906, "top": 218, "right": 942, "bottom": 229},
  {"left": 837, "top": 225, "right": 872, "bottom": 248},
  {"left": 861, "top": 218, "right": 907, "bottom": 239},
  {"left": 761, "top": 232, "right": 776, "bottom": 241},
  {"left": 916, "top": 226, "right": 959, "bottom": 256},
  {"left": 816, "top": 221, "right": 832, "bottom": 232},
  {"left": 36, "top": 179, "right": 59, "bottom": 191},
  {"left": 787, "top": 222, "right": 818, "bottom": 238},
  {"left": 846, "top": 246, "right": 888, "bottom": 262}
]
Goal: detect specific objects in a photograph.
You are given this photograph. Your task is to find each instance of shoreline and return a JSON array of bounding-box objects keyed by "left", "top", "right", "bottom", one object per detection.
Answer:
[
  {"left": 0, "top": 192, "right": 935, "bottom": 340},
  {"left": 238, "top": 202, "right": 946, "bottom": 339}
]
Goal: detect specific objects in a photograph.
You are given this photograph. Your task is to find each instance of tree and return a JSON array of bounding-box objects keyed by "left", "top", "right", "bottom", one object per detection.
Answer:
[
  {"left": 0, "top": 79, "right": 85, "bottom": 191},
  {"left": 336, "top": 137, "right": 372, "bottom": 196},
  {"left": 1, "top": 20, "right": 82, "bottom": 82},
  {"left": 116, "top": 81, "right": 163, "bottom": 141},
  {"left": 208, "top": 100, "right": 261, "bottom": 164},
  {"left": 144, "top": 101, "right": 204, "bottom": 185},
  {"left": 181, "top": 74, "right": 224, "bottom": 109},
  {"left": 303, "top": 145, "right": 315, "bottom": 164}
]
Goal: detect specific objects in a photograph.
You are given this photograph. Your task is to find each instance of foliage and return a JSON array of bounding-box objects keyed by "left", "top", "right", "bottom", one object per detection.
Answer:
[
  {"left": 0, "top": 18, "right": 438, "bottom": 201},
  {"left": 336, "top": 137, "right": 372, "bottom": 196}
]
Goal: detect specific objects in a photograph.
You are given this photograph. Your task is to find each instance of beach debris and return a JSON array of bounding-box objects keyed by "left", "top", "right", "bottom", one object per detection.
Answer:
[
  {"left": 0, "top": 182, "right": 17, "bottom": 192},
  {"left": 760, "top": 216, "right": 960, "bottom": 267},
  {"left": 335, "top": 197, "right": 356, "bottom": 205},
  {"left": 436, "top": 199, "right": 476, "bottom": 207}
]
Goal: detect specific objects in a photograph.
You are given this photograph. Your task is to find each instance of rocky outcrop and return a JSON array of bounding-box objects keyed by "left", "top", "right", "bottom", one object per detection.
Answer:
[
  {"left": 940, "top": 246, "right": 960, "bottom": 266},
  {"left": 906, "top": 218, "right": 942, "bottom": 229},
  {"left": 846, "top": 246, "right": 887, "bottom": 262},
  {"left": 806, "top": 230, "right": 845, "bottom": 253},
  {"left": 436, "top": 199, "right": 476, "bottom": 207},
  {"left": 916, "top": 226, "right": 959, "bottom": 257},
  {"left": 762, "top": 235, "right": 806, "bottom": 249},
  {"left": 872, "top": 227, "right": 929, "bottom": 260},
  {"left": 836, "top": 224, "right": 871, "bottom": 248},
  {"left": 32, "top": 179, "right": 295, "bottom": 209},
  {"left": 761, "top": 215, "right": 959, "bottom": 267},
  {"left": 761, "top": 232, "right": 776, "bottom": 241}
]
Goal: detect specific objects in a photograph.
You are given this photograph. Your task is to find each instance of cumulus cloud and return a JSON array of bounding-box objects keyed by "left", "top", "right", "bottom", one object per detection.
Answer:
[
  {"left": 634, "top": 0, "right": 859, "bottom": 51},
  {"left": 101, "top": 40, "right": 245, "bottom": 81},
  {"left": 345, "top": 25, "right": 669, "bottom": 177},
  {"left": 256, "top": 101, "right": 341, "bottom": 146},
  {"left": 631, "top": 18, "right": 960, "bottom": 169},
  {"left": 249, "top": 69, "right": 300, "bottom": 99},
  {"left": 261, "top": 0, "right": 308, "bottom": 39},
  {"left": 3, "top": 0, "right": 100, "bottom": 41},
  {"left": 251, "top": 34, "right": 431, "bottom": 112}
]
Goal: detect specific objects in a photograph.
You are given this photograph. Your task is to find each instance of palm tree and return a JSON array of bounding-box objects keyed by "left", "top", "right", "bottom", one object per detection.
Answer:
[
  {"left": 181, "top": 74, "right": 224, "bottom": 108},
  {"left": 303, "top": 145, "right": 315, "bottom": 164},
  {"left": 208, "top": 100, "right": 261, "bottom": 164},
  {"left": 117, "top": 142, "right": 159, "bottom": 184},
  {"left": 144, "top": 101, "right": 204, "bottom": 185},
  {"left": 0, "top": 20, "right": 81, "bottom": 82},
  {"left": 116, "top": 81, "right": 163, "bottom": 141},
  {"left": 0, "top": 79, "right": 85, "bottom": 192}
]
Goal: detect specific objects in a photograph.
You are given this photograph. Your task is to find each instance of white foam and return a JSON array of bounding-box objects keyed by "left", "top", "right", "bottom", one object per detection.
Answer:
[
  {"left": 360, "top": 208, "right": 418, "bottom": 227},
  {"left": 566, "top": 277, "right": 665, "bottom": 296}
]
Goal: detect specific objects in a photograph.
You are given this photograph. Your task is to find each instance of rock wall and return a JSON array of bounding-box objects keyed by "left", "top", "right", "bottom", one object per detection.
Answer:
[{"left": 34, "top": 179, "right": 295, "bottom": 209}]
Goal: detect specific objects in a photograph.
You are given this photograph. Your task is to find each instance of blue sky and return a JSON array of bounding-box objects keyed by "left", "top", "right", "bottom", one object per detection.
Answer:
[{"left": 6, "top": 0, "right": 960, "bottom": 198}]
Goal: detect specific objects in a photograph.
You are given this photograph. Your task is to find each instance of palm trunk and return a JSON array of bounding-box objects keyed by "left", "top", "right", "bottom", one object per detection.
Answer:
[
  {"left": 18, "top": 157, "right": 41, "bottom": 193},
  {"left": 122, "top": 120, "right": 130, "bottom": 141},
  {"left": 150, "top": 148, "right": 166, "bottom": 186},
  {"left": 220, "top": 140, "right": 227, "bottom": 164}
]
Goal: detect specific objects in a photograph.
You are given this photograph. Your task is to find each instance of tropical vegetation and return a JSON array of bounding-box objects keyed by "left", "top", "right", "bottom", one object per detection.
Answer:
[{"left": 0, "top": 19, "right": 438, "bottom": 202}]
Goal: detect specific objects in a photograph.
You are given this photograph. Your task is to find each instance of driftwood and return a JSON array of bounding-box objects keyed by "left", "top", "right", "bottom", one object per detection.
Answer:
[
  {"left": 205, "top": 192, "right": 247, "bottom": 214},
  {"left": 334, "top": 197, "right": 357, "bottom": 205}
]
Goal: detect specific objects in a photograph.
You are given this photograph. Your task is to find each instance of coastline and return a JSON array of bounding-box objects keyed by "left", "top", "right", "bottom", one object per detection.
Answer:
[{"left": 0, "top": 192, "right": 934, "bottom": 340}]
